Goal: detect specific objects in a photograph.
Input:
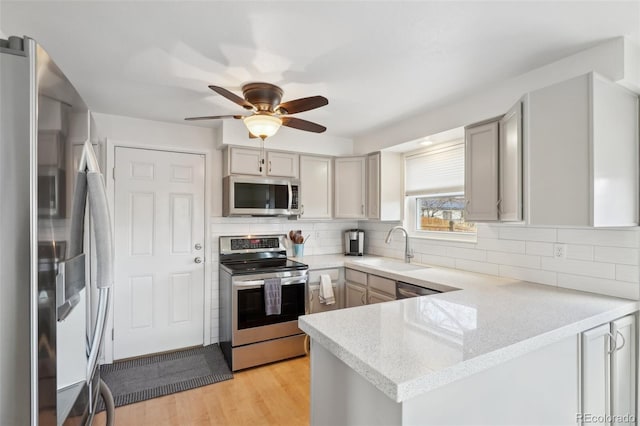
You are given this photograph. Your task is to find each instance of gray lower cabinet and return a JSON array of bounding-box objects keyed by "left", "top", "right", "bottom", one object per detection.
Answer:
[
  {"left": 581, "top": 314, "right": 636, "bottom": 426},
  {"left": 345, "top": 268, "right": 368, "bottom": 308},
  {"left": 345, "top": 282, "right": 367, "bottom": 308},
  {"left": 308, "top": 267, "right": 344, "bottom": 313},
  {"left": 345, "top": 268, "right": 396, "bottom": 307},
  {"left": 367, "top": 289, "right": 394, "bottom": 304}
]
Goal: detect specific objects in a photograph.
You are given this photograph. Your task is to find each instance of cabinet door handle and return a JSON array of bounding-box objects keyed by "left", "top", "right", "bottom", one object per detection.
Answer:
[
  {"left": 361, "top": 204, "right": 364, "bottom": 215},
  {"left": 301, "top": 205, "right": 305, "bottom": 216},
  {"left": 497, "top": 199, "right": 503, "bottom": 216},
  {"left": 614, "top": 330, "right": 626, "bottom": 352},
  {"left": 607, "top": 330, "right": 625, "bottom": 355},
  {"left": 361, "top": 293, "right": 366, "bottom": 305},
  {"left": 464, "top": 199, "right": 470, "bottom": 217},
  {"left": 269, "top": 161, "right": 272, "bottom": 173}
]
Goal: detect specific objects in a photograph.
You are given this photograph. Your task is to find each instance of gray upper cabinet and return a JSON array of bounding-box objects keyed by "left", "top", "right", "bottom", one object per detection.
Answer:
[
  {"left": 223, "top": 146, "right": 299, "bottom": 178},
  {"left": 334, "top": 156, "right": 366, "bottom": 219},
  {"left": 266, "top": 150, "right": 299, "bottom": 178},
  {"left": 464, "top": 120, "right": 500, "bottom": 221},
  {"left": 299, "top": 154, "right": 333, "bottom": 219},
  {"left": 498, "top": 102, "right": 523, "bottom": 221},
  {"left": 366, "top": 152, "right": 403, "bottom": 221},
  {"left": 527, "top": 73, "right": 639, "bottom": 227},
  {"left": 465, "top": 101, "right": 523, "bottom": 223}
]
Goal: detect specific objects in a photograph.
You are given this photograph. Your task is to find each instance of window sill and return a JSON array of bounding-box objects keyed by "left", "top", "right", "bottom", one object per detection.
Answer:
[{"left": 408, "top": 231, "right": 477, "bottom": 244}]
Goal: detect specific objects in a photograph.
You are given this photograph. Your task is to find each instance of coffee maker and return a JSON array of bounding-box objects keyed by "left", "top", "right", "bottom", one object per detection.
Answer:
[{"left": 344, "top": 229, "right": 364, "bottom": 256}]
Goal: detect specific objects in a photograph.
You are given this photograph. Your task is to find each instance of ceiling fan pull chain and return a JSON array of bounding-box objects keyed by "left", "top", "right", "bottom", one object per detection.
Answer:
[{"left": 260, "top": 139, "right": 266, "bottom": 172}]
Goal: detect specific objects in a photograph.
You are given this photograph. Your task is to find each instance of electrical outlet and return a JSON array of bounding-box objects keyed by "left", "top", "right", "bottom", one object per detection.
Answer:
[{"left": 553, "top": 244, "right": 567, "bottom": 259}]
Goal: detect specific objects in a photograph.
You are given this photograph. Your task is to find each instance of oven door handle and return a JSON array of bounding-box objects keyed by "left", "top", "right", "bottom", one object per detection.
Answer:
[
  {"left": 233, "top": 277, "right": 307, "bottom": 287},
  {"left": 287, "top": 182, "right": 293, "bottom": 211}
]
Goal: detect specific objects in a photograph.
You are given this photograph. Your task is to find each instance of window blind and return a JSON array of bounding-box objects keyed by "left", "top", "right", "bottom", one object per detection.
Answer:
[{"left": 405, "top": 141, "right": 464, "bottom": 196}]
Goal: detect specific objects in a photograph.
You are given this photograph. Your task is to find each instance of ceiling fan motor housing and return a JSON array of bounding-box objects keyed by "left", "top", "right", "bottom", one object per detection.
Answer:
[{"left": 242, "top": 82, "right": 283, "bottom": 112}]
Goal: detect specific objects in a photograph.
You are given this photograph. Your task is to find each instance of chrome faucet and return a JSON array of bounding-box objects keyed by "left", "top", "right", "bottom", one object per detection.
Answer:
[{"left": 384, "top": 226, "right": 414, "bottom": 263}]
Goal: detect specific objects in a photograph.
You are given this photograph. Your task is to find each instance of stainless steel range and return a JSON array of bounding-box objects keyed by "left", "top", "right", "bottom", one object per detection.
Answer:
[{"left": 219, "top": 235, "right": 308, "bottom": 371}]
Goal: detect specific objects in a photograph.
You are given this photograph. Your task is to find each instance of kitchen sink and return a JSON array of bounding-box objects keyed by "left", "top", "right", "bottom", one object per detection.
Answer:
[{"left": 352, "top": 258, "right": 428, "bottom": 272}]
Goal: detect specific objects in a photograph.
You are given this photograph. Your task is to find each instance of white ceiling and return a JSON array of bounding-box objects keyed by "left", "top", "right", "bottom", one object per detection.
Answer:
[{"left": 2, "top": 1, "right": 638, "bottom": 140}]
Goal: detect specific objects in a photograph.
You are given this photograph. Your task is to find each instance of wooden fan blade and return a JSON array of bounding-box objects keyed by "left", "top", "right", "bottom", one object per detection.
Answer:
[
  {"left": 281, "top": 116, "right": 326, "bottom": 133},
  {"left": 184, "top": 115, "right": 243, "bottom": 121},
  {"left": 277, "top": 96, "right": 328, "bottom": 114},
  {"left": 208, "top": 85, "right": 254, "bottom": 110}
]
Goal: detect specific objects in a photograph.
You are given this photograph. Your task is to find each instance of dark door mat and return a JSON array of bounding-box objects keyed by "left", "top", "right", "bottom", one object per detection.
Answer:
[{"left": 96, "top": 344, "right": 233, "bottom": 411}]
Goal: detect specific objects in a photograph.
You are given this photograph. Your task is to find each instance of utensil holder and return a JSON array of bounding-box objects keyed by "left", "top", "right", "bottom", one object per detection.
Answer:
[{"left": 293, "top": 243, "right": 304, "bottom": 257}]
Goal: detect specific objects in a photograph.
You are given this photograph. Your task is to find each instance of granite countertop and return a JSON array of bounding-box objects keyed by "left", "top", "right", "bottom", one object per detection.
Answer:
[{"left": 297, "top": 256, "right": 639, "bottom": 403}]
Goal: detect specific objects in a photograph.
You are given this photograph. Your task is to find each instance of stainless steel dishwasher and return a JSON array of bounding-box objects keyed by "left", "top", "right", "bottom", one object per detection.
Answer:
[{"left": 396, "top": 281, "right": 441, "bottom": 299}]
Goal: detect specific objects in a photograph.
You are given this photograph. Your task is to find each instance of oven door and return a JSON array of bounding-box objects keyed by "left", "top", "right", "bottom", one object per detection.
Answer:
[{"left": 232, "top": 274, "right": 307, "bottom": 346}]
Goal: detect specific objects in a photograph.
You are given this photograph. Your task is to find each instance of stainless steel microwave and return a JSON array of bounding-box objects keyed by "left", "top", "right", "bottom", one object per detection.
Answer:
[{"left": 223, "top": 175, "right": 300, "bottom": 216}]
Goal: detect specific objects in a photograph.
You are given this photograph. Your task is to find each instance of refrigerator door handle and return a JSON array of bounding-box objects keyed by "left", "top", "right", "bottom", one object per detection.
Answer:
[{"left": 83, "top": 142, "right": 114, "bottom": 383}]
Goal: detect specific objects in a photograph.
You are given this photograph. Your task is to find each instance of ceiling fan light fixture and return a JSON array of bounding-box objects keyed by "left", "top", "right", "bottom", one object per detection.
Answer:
[{"left": 243, "top": 114, "right": 282, "bottom": 140}]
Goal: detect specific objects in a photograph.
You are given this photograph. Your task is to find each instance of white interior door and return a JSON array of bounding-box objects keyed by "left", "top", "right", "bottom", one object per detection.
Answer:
[{"left": 113, "top": 147, "right": 205, "bottom": 360}]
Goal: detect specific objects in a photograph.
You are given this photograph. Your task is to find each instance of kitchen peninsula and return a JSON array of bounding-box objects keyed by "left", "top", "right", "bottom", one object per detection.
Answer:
[{"left": 299, "top": 259, "right": 639, "bottom": 426}]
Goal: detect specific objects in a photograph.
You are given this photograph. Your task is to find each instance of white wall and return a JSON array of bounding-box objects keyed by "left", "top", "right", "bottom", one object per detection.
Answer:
[
  {"left": 92, "top": 112, "right": 218, "bottom": 207},
  {"left": 360, "top": 221, "right": 640, "bottom": 300},
  {"left": 220, "top": 119, "right": 353, "bottom": 156},
  {"left": 354, "top": 37, "right": 638, "bottom": 153}
]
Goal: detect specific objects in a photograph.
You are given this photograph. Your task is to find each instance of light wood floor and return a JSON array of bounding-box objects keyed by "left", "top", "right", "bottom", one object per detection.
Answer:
[{"left": 93, "top": 355, "right": 310, "bottom": 426}]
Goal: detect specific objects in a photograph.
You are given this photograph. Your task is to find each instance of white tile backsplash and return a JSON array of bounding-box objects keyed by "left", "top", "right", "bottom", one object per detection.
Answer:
[
  {"left": 359, "top": 222, "right": 640, "bottom": 300},
  {"left": 454, "top": 259, "right": 500, "bottom": 276},
  {"left": 445, "top": 246, "right": 486, "bottom": 262},
  {"left": 499, "top": 226, "right": 557, "bottom": 242},
  {"left": 595, "top": 246, "right": 639, "bottom": 266},
  {"left": 487, "top": 251, "right": 541, "bottom": 269},
  {"left": 566, "top": 244, "right": 594, "bottom": 261},
  {"left": 557, "top": 229, "right": 640, "bottom": 248},
  {"left": 525, "top": 241, "right": 554, "bottom": 257},
  {"left": 476, "top": 238, "right": 526, "bottom": 254},
  {"left": 616, "top": 265, "right": 640, "bottom": 283},
  {"left": 498, "top": 265, "right": 557, "bottom": 286},
  {"left": 557, "top": 273, "right": 640, "bottom": 300},
  {"left": 540, "top": 257, "right": 616, "bottom": 280}
]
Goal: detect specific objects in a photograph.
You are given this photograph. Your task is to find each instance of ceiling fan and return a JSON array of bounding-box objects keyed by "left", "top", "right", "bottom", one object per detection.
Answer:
[{"left": 185, "top": 83, "right": 328, "bottom": 140}]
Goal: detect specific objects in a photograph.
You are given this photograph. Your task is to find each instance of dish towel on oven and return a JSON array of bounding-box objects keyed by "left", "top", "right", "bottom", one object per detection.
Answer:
[
  {"left": 264, "top": 277, "right": 282, "bottom": 315},
  {"left": 319, "top": 274, "right": 335, "bottom": 305}
]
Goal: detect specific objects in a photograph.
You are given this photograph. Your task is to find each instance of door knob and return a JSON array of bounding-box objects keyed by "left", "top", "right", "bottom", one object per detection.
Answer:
[{"left": 194, "top": 257, "right": 202, "bottom": 264}]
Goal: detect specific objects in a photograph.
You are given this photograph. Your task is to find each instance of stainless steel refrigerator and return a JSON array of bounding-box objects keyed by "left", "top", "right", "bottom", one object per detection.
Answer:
[{"left": 0, "top": 36, "right": 115, "bottom": 425}]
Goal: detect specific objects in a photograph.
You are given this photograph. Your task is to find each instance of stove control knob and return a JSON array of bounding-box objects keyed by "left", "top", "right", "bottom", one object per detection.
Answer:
[{"left": 194, "top": 257, "right": 203, "bottom": 264}]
